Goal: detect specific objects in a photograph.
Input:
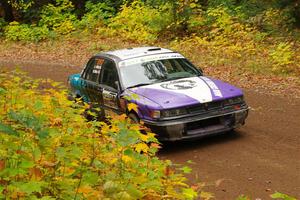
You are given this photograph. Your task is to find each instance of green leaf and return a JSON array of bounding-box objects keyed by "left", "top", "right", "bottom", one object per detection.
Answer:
[
  {"left": 34, "top": 100, "right": 44, "bottom": 110},
  {"left": 56, "top": 147, "right": 66, "bottom": 160},
  {"left": 0, "top": 87, "right": 7, "bottom": 95},
  {"left": 103, "top": 181, "right": 120, "bottom": 193},
  {"left": 18, "top": 181, "right": 45, "bottom": 195},
  {"left": 182, "top": 188, "right": 198, "bottom": 200},
  {"left": 82, "top": 172, "right": 99, "bottom": 185},
  {"left": 236, "top": 195, "right": 250, "bottom": 200},
  {"left": 37, "top": 128, "right": 50, "bottom": 139},
  {"left": 270, "top": 192, "right": 297, "bottom": 200},
  {"left": 126, "top": 184, "right": 144, "bottom": 199},
  {"left": 181, "top": 166, "right": 192, "bottom": 174},
  {"left": 19, "top": 160, "right": 35, "bottom": 169},
  {"left": 0, "top": 186, "right": 4, "bottom": 193},
  {"left": 0, "top": 123, "right": 19, "bottom": 136},
  {"left": 39, "top": 196, "right": 56, "bottom": 200},
  {"left": 33, "top": 148, "right": 42, "bottom": 161},
  {"left": 114, "top": 191, "right": 132, "bottom": 200}
]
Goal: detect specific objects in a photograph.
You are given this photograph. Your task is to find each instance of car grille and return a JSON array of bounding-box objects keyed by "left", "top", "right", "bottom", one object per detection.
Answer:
[
  {"left": 184, "top": 114, "right": 235, "bottom": 135},
  {"left": 188, "top": 100, "right": 224, "bottom": 114}
]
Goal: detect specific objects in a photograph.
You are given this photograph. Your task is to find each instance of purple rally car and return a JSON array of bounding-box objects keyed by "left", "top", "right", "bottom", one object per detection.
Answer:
[{"left": 68, "top": 47, "right": 248, "bottom": 141}]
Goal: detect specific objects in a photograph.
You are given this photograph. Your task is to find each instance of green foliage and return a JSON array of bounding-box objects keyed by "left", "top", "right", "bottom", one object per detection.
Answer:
[
  {"left": 1, "top": 0, "right": 300, "bottom": 75},
  {"left": 109, "top": 1, "right": 172, "bottom": 41},
  {"left": 270, "top": 192, "right": 297, "bottom": 200},
  {"left": 236, "top": 192, "right": 297, "bottom": 200},
  {"left": 4, "top": 22, "right": 49, "bottom": 42},
  {"left": 269, "top": 42, "right": 295, "bottom": 74},
  {"left": 260, "top": 8, "right": 295, "bottom": 33},
  {"left": 0, "top": 18, "right": 7, "bottom": 36},
  {"left": 8, "top": 0, "right": 34, "bottom": 10},
  {"left": 0, "top": 70, "right": 197, "bottom": 199},
  {"left": 78, "top": 1, "right": 115, "bottom": 30},
  {"left": 39, "top": 0, "right": 77, "bottom": 35},
  {"left": 236, "top": 195, "right": 251, "bottom": 200}
]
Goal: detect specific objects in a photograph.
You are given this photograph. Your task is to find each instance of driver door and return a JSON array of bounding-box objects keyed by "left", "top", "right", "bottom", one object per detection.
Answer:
[{"left": 99, "top": 59, "right": 121, "bottom": 116}]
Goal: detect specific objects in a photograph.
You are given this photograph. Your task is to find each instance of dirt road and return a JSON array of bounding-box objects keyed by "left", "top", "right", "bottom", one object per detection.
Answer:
[{"left": 1, "top": 62, "right": 299, "bottom": 200}]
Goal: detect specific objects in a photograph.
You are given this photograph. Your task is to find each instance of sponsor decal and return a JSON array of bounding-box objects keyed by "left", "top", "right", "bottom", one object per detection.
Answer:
[
  {"left": 119, "top": 53, "right": 184, "bottom": 67},
  {"left": 160, "top": 79, "right": 197, "bottom": 90},
  {"left": 145, "top": 77, "right": 213, "bottom": 103}
]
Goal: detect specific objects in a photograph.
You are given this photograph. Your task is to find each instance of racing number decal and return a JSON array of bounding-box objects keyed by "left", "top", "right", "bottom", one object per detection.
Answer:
[{"left": 102, "top": 89, "right": 118, "bottom": 110}]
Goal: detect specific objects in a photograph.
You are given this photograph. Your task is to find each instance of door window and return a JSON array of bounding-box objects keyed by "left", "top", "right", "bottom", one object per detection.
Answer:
[
  {"left": 82, "top": 58, "right": 105, "bottom": 82},
  {"left": 100, "top": 59, "right": 119, "bottom": 90}
]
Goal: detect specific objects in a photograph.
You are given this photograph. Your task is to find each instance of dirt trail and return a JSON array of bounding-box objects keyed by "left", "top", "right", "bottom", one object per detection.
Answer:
[{"left": 1, "top": 62, "right": 299, "bottom": 200}]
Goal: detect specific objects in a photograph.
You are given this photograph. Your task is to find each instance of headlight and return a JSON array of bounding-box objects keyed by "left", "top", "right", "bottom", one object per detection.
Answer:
[
  {"left": 161, "top": 108, "right": 188, "bottom": 118},
  {"left": 224, "top": 96, "right": 244, "bottom": 106},
  {"left": 150, "top": 110, "right": 161, "bottom": 119}
]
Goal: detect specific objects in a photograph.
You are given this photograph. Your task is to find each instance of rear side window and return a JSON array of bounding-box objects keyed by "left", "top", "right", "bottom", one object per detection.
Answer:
[
  {"left": 82, "top": 58, "right": 105, "bottom": 82},
  {"left": 100, "top": 59, "right": 119, "bottom": 89}
]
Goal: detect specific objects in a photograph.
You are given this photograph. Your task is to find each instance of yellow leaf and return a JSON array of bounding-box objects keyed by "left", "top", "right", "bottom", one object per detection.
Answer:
[
  {"left": 110, "top": 158, "right": 118, "bottom": 164},
  {"left": 190, "top": 3, "right": 197, "bottom": 8},
  {"left": 78, "top": 185, "right": 93, "bottom": 195},
  {"left": 135, "top": 143, "right": 149, "bottom": 153},
  {"left": 139, "top": 134, "right": 149, "bottom": 142},
  {"left": 121, "top": 155, "right": 133, "bottom": 163},
  {"left": 110, "top": 125, "right": 120, "bottom": 133},
  {"left": 127, "top": 103, "right": 138, "bottom": 113},
  {"left": 113, "top": 114, "right": 127, "bottom": 121},
  {"left": 200, "top": 191, "right": 214, "bottom": 200}
]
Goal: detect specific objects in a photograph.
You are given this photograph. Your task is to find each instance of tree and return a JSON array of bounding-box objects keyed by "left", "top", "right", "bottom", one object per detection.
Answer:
[{"left": 0, "top": 0, "right": 14, "bottom": 22}]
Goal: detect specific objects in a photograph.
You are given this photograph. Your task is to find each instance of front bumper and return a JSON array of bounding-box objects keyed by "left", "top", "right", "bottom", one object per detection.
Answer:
[{"left": 143, "top": 106, "right": 249, "bottom": 141}]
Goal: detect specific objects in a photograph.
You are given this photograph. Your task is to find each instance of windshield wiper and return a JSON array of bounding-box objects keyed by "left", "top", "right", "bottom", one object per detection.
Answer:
[{"left": 127, "top": 83, "right": 151, "bottom": 89}]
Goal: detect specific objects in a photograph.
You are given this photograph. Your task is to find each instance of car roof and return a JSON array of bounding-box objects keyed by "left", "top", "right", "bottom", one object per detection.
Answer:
[{"left": 97, "top": 46, "right": 175, "bottom": 61}]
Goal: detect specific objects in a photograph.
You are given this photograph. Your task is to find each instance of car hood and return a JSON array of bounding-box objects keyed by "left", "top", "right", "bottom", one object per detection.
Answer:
[{"left": 128, "top": 76, "right": 243, "bottom": 109}]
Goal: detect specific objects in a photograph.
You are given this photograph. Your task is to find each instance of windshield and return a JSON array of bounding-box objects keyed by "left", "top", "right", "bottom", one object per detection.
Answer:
[{"left": 119, "top": 58, "right": 202, "bottom": 88}]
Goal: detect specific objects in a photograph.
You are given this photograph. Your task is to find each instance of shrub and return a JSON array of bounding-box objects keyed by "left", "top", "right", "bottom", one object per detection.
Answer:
[
  {"left": 260, "top": 8, "right": 295, "bottom": 34},
  {"left": 0, "top": 70, "right": 197, "bottom": 199},
  {"left": 269, "top": 42, "right": 295, "bottom": 74},
  {"left": 4, "top": 22, "right": 49, "bottom": 42},
  {"left": 78, "top": 1, "right": 115, "bottom": 30},
  {"left": 0, "top": 18, "right": 7, "bottom": 36},
  {"left": 39, "top": 0, "right": 77, "bottom": 35},
  {"left": 109, "top": 0, "right": 172, "bottom": 41}
]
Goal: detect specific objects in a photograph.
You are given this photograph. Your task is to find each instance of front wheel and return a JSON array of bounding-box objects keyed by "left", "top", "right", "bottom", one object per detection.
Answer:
[{"left": 128, "top": 113, "right": 140, "bottom": 123}]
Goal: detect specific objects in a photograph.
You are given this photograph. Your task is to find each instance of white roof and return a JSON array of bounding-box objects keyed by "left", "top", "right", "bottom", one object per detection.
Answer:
[{"left": 105, "top": 47, "right": 174, "bottom": 60}]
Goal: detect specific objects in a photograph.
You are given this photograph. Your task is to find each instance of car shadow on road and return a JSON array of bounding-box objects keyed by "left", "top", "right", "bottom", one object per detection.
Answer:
[{"left": 158, "top": 130, "right": 246, "bottom": 155}]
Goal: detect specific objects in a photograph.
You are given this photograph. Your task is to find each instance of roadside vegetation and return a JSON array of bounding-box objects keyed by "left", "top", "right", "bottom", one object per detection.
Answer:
[
  {"left": 0, "top": 0, "right": 300, "bottom": 76},
  {"left": 0, "top": 70, "right": 200, "bottom": 199}
]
